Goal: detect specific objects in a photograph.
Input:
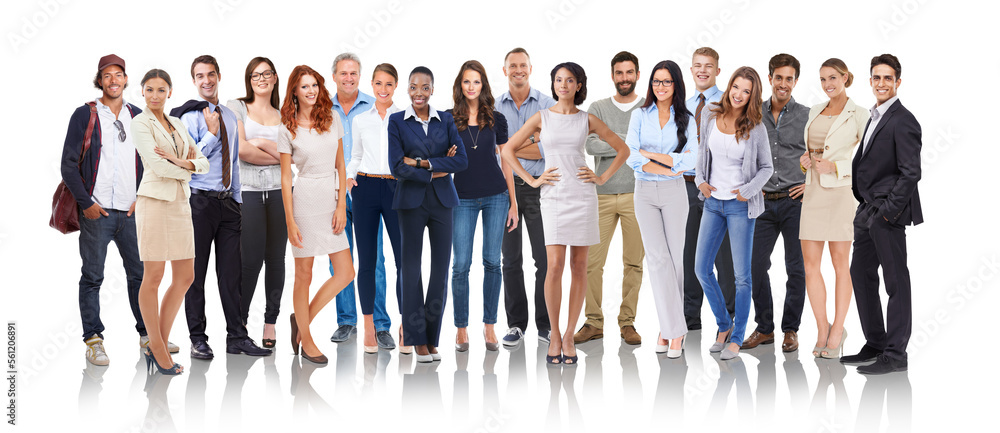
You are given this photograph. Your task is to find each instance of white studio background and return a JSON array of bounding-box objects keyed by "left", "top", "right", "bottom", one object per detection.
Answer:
[{"left": 1, "top": 0, "right": 995, "bottom": 432}]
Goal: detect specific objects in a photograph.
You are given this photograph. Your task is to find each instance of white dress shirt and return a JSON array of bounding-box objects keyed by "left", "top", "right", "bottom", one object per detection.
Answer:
[
  {"left": 862, "top": 96, "right": 899, "bottom": 155},
  {"left": 92, "top": 98, "right": 137, "bottom": 211},
  {"left": 347, "top": 103, "right": 401, "bottom": 179}
]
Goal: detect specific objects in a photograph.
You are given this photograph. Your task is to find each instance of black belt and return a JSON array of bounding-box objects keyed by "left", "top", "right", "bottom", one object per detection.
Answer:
[
  {"left": 763, "top": 191, "right": 789, "bottom": 200},
  {"left": 513, "top": 177, "right": 528, "bottom": 186},
  {"left": 191, "top": 188, "right": 234, "bottom": 199}
]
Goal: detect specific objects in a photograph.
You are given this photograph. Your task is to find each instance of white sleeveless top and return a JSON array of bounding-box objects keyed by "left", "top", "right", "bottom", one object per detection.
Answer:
[{"left": 240, "top": 116, "right": 282, "bottom": 192}]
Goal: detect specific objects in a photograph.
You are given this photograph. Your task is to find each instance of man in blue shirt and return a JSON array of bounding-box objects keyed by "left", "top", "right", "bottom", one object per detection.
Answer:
[
  {"left": 683, "top": 47, "right": 736, "bottom": 331},
  {"left": 176, "top": 55, "right": 271, "bottom": 359},
  {"left": 326, "top": 53, "right": 395, "bottom": 350},
  {"left": 496, "top": 47, "right": 556, "bottom": 346}
]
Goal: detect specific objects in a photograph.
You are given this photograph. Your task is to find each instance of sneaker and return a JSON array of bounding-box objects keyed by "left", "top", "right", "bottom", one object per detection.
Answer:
[
  {"left": 139, "top": 335, "right": 180, "bottom": 354},
  {"left": 537, "top": 329, "right": 551, "bottom": 344},
  {"left": 85, "top": 335, "right": 109, "bottom": 366},
  {"left": 330, "top": 325, "right": 357, "bottom": 343},
  {"left": 501, "top": 327, "right": 524, "bottom": 347}
]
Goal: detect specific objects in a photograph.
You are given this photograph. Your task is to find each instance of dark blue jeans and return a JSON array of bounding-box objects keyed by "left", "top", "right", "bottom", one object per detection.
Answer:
[
  {"left": 452, "top": 192, "right": 508, "bottom": 327},
  {"left": 330, "top": 193, "right": 389, "bottom": 329},
  {"left": 78, "top": 209, "right": 145, "bottom": 341},
  {"left": 352, "top": 175, "right": 401, "bottom": 331},
  {"left": 751, "top": 195, "right": 806, "bottom": 334}
]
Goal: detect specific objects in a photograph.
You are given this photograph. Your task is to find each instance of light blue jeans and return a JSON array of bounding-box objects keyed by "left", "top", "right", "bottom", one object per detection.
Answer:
[
  {"left": 695, "top": 196, "right": 755, "bottom": 346},
  {"left": 451, "top": 192, "right": 509, "bottom": 327}
]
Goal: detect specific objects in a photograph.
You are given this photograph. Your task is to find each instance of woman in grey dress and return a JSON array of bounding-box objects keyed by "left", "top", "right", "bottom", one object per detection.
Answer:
[{"left": 501, "top": 62, "right": 629, "bottom": 365}]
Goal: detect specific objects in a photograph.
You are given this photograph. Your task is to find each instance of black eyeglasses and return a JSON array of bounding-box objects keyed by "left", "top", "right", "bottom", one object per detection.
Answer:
[
  {"left": 113, "top": 120, "right": 126, "bottom": 141},
  {"left": 651, "top": 79, "right": 675, "bottom": 87},
  {"left": 251, "top": 70, "right": 275, "bottom": 81}
]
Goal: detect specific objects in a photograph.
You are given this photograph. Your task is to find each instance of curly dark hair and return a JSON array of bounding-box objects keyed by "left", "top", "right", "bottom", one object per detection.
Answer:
[{"left": 549, "top": 62, "right": 587, "bottom": 106}]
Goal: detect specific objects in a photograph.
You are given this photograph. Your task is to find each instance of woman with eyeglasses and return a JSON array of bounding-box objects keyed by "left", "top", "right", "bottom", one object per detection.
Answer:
[
  {"left": 693, "top": 66, "right": 773, "bottom": 361},
  {"left": 448, "top": 60, "right": 515, "bottom": 352},
  {"left": 131, "top": 69, "right": 210, "bottom": 374},
  {"left": 624, "top": 60, "right": 697, "bottom": 358},
  {"left": 226, "top": 57, "right": 286, "bottom": 349}
]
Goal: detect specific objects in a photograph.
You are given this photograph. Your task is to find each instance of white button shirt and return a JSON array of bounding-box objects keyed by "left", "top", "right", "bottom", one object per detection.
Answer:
[
  {"left": 347, "top": 103, "right": 401, "bottom": 179},
  {"left": 92, "top": 98, "right": 137, "bottom": 211},
  {"left": 862, "top": 96, "right": 898, "bottom": 155}
]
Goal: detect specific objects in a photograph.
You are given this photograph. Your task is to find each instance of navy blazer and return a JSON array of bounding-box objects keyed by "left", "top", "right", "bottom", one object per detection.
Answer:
[
  {"left": 61, "top": 102, "right": 143, "bottom": 209},
  {"left": 387, "top": 109, "right": 468, "bottom": 210},
  {"left": 852, "top": 99, "right": 923, "bottom": 226}
]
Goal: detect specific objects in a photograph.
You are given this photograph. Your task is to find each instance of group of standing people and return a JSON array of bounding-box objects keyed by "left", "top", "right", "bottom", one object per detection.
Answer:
[{"left": 63, "top": 46, "right": 920, "bottom": 376}]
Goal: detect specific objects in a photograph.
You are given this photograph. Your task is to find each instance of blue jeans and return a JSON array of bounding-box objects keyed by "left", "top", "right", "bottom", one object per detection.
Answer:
[
  {"left": 451, "top": 192, "right": 509, "bottom": 327},
  {"left": 330, "top": 194, "right": 389, "bottom": 329},
  {"left": 78, "top": 209, "right": 145, "bottom": 341},
  {"left": 695, "top": 197, "right": 755, "bottom": 346}
]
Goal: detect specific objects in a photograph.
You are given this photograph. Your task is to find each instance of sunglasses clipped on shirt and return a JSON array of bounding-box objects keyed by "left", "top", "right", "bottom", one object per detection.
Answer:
[{"left": 113, "top": 119, "right": 126, "bottom": 142}]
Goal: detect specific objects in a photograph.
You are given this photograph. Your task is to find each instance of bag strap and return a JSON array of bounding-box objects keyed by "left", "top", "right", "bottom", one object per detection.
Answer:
[{"left": 80, "top": 101, "right": 98, "bottom": 168}]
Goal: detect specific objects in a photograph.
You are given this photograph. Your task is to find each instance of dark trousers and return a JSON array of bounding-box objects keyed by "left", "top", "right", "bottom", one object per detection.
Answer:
[
  {"left": 850, "top": 202, "right": 912, "bottom": 361},
  {"left": 354, "top": 175, "right": 403, "bottom": 319},
  {"left": 77, "top": 209, "right": 145, "bottom": 341},
  {"left": 750, "top": 195, "right": 806, "bottom": 334},
  {"left": 186, "top": 194, "right": 247, "bottom": 344},
  {"left": 683, "top": 180, "right": 735, "bottom": 328},
  {"left": 398, "top": 191, "right": 452, "bottom": 347},
  {"left": 501, "top": 178, "right": 549, "bottom": 333},
  {"left": 239, "top": 190, "right": 287, "bottom": 325}
]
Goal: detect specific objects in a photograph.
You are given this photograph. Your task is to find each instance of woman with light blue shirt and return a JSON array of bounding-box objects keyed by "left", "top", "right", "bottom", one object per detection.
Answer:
[
  {"left": 626, "top": 60, "right": 697, "bottom": 359},
  {"left": 694, "top": 66, "right": 773, "bottom": 361}
]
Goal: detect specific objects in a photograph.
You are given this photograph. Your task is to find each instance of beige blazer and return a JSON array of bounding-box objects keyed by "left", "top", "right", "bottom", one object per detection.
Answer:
[
  {"left": 132, "top": 109, "right": 210, "bottom": 201},
  {"left": 803, "top": 97, "right": 868, "bottom": 188}
]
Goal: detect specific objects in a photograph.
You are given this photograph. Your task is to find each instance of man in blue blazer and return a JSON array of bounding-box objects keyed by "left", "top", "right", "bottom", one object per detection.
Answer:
[
  {"left": 388, "top": 67, "right": 468, "bottom": 362},
  {"left": 844, "top": 54, "right": 922, "bottom": 375}
]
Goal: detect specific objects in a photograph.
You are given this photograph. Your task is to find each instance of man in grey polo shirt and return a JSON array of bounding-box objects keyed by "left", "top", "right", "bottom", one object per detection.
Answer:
[
  {"left": 742, "top": 53, "right": 809, "bottom": 352},
  {"left": 573, "top": 51, "right": 645, "bottom": 345},
  {"left": 497, "top": 47, "right": 555, "bottom": 346}
]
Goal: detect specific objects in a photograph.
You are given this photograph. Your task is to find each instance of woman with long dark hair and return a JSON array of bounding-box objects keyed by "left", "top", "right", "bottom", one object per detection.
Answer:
[
  {"left": 278, "top": 65, "right": 355, "bottom": 364},
  {"left": 501, "top": 62, "right": 629, "bottom": 365},
  {"left": 693, "top": 66, "right": 773, "bottom": 361},
  {"left": 624, "top": 60, "right": 697, "bottom": 358},
  {"left": 448, "top": 60, "right": 515, "bottom": 352},
  {"left": 227, "top": 57, "right": 286, "bottom": 348}
]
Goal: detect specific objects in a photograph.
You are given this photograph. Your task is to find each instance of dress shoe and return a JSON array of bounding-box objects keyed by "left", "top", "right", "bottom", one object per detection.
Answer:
[
  {"left": 620, "top": 325, "right": 641, "bottom": 345},
  {"left": 573, "top": 324, "right": 604, "bottom": 343},
  {"left": 398, "top": 326, "right": 412, "bottom": 354},
  {"left": 857, "top": 354, "right": 907, "bottom": 374},
  {"left": 190, "top": 340, "right": 214, "bottom": 360},
  {"left": 781, "top": 331, "right": 799, "bottom": 352},
  {"left": 431, "top": 349, "right": 442, "bottom": 361},
  {"left": 455, "top": 342, "right": 469, "bottom": 352},
  {"left": 720, "top": 346, "right": 740, "bottom": 361},
  {"left": 301, "top": 349, "right": 328, "bottom": 365},
  {"left": 330, "top": 325, "right": 357, "bottom": 342},
  {"left": 140, "top": 336, "right": 180, "bottom": 354},
  {"left": 376, "top": 330, "right": 396, "bottom": 350},
  {"left": 840, "top": 344, "right": 882, "bottom": 365},
  {"left": 484, "top": 329, "right": 499, "bottom": 351},
  {"left": 290, "top": 314, "right": 300, "bottom": 355},
  {"left": 226, "top": 338, "right": 273, "bottom": 356},
  {"left": 667, "top": 335, "right": 686, "bottom": 359},
  {"left": 655, "top": 333, "right": 668, "bottom": 354},
  {"left": 709, "top": 327, "right": 733, "bottom": 353},
  {"left": 820, "top": 329, "right": 847, "bottom": 359},
  {"left": 740, "top": 331, "right": 774, "bottom": 349}
]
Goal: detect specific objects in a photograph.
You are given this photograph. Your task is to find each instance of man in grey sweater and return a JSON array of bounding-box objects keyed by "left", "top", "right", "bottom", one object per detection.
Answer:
[{"left": 573, "top": 51, "right": 646, "bottom": 345}]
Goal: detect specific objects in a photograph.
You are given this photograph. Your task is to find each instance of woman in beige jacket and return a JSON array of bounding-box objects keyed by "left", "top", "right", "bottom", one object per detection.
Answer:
[
  {"left": 799, "top": 58, "right": 867, "bottom": 359},
  {"left": 131, "top": 69, "right": 210, "bottom": 375}
]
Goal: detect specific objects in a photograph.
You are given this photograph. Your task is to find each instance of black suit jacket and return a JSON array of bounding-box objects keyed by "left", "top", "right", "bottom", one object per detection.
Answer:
[{"left": 852, "top": 99, "right": 923, "bottom": 226}]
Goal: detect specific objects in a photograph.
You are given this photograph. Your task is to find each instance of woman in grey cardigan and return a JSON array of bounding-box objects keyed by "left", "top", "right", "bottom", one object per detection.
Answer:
[{"left": 693, "top": 66, "right": 773, "bottom": 361}]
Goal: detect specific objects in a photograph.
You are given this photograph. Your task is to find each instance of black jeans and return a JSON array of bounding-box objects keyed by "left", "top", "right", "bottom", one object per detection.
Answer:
[
  {"left": 186, "top": 193, "right": 248, "bottom": 344},
  {"left": 239, "top": 189, "right": 287, "bottom": 325},
  {"left": 683, "top": 180, "right": 735, "bottom": 329},
  {"left": 750, "top": 195, "right": 806, "bottom": 334},
  {"left": 501, "top": 179, "right": 549, "bottom": 333}
]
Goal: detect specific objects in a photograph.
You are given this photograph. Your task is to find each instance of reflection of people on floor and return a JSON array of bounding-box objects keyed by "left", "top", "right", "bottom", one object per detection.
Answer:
[
  {"left": 809, "top": 359, "right": 851, "bottom": 429},
  {"left": 142, "top": 373, "right": 179, "bottom": 433},
  {"left": 653, "top": 355, "right": 688, "bottom": 423},
  {"left": 855, "top": 372, "right": 911, "bottom": 433},
  {"left": 708, "top": 356, "right": 753, "bottom": 419}
]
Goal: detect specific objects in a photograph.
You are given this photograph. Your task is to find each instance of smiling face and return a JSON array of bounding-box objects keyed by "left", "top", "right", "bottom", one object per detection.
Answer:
[
  {"left": 100, "top": 65, "right": 126, "bottom": 100},
  {"left": 461, "top": 69, "right": 482, "bottom": 102},
  {"left": 503, "top": 52, "right": 531, "bottom": 90},
  {"left": 819, "top": 66, "right": 847, "bottom": 100},
  {"left": 690, "top": 54, "right": 720, "bottom": 92},
  {"left": 250, "top": 61, "right": 276, "bottom": 99},
  {"left": 295, "top": 73, "right": 320, "bottom": 109},
  {"left": 768, "top": 65, "right": 797, "bottom": 105},
  {"left": 870, "top": 64, "right": 900, "bottom": 105},
  {"left": 650, "top": 68, "right": 674, "bottom": 104},
  {"left": 192, "top": 62, "right": 220, "bottom": 104},
  {"left": 552, "top": 67, "right": 581, "bottom": 103},
  {"left": 143, "top": 77, "right": 171, "bottom": 110},
  {"left": 371, "top": 70, "right": 396, "bottom": 106},
  {"left": 728, "top": 76, "right": 753, "bottom": 110},
  {"left": 612, "top": 60, "right": 638, "bottom": 97},
  {"left": 334, "top": 59, "right": 360, "bottom": 97},
  {"left": 408, "top": 73, "right": 433, "bottom": 110}
]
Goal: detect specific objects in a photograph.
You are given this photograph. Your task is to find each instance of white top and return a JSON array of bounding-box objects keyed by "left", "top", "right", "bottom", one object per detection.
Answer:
[
  {"left": 403, "top": 104, "right": 440, "bottom": 134},
  {"left": 611, "top": 97, "right": 641, "bottom": 112},
  {"left": 348, "top": 103, "right": 401, "bottom": 179},
  {"left": 708, "top": 120, "right": 744, "bottom": 201},
  {"left": 92, "top": 98, "right": 137, "bottom": 211},
  {"left": 240, "top": 116, "right": 281, "bottom": 191},
  {"left": 862, "top": 96, "right": 898, "bottom": 156}
]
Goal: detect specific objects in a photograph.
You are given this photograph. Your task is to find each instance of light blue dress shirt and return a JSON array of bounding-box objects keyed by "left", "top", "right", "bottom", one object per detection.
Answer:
[
  {"left": 683, "top": 85, "right": 723, "bottom": 176},
  {"left": 626, "top": 104, "right": 698, "bottom": 182},
  {"left": 495, "top": 87, "right": 556, "bottom": 177},
  {"left": 333, "top": 91, "right": 376, "bottom": 166},
  {"left": 182, "top": 98, "right": 242, "bottom": 203}
]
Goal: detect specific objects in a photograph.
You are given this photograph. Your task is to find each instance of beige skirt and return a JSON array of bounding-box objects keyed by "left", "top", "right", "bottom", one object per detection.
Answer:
[
  {"left": 136, "top": 183, "right": 195, "bottom": 261},
  {"left": 800, "top": 168, "right": 857, "bottom": 242}
]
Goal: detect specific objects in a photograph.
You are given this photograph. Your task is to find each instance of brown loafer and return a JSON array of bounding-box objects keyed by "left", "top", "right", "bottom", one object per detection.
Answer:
[
  {"left": 740, "top": 331, "right": 774, "bottom": 349},
  {"left": 573, "top": 324, "right": 604, "bottom": 343},
  {"left": 782, "top": 331, "right": 799, "bottom": 352},
  {"left": 620, "top": 325, "right": 641, "bottom": 345}
]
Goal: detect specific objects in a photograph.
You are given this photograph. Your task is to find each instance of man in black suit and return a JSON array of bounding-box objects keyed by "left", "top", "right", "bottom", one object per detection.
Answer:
[{"left": 841, "top": 54, "right": 922, "bottom": 374}]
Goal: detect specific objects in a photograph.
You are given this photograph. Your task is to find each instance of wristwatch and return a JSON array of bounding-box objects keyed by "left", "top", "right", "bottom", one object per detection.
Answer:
[
  {"left": 529, "top": 135, "right": 536, "bottom": 145},
  {"left": 414, "top": 157, "right": 423, "bottom": 169}
]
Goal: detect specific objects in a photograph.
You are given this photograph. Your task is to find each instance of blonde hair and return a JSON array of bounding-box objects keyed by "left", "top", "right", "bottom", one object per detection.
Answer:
[{"left": 821, "top": 58, "right": 854, "bottom": 87}]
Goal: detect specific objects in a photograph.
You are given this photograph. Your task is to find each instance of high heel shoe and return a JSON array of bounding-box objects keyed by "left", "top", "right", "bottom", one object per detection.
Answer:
[
  {"left": 290, "top": 314, "right": 300, "bottom": 355},
  {"left": 655, "top": 333, "right": 668, "bottom": 354},
  {"left": 262, "top": 324, "right": 276, "bottom": 349},
  {"left": 820, "top": 328, "right": 847, "bottom": 359},
  {"left": 430, "top": 347, "right": 442, "bottom": 361},
  {"left": 813, "top": 322, "right": 831, "bottom": 358},
  {"left": 667, "top": 335, "right": 686, "bottom": 359},
  {"left": 363, "top": 332, "right": 378, "bottom": 354},
  {"left": 144, "top": 348, "right": 183, "bottom": 375},
  {"left": 709, "top": 327, "right": 733, "bottom": 353},
  {"left": 415, "top": 346, "right": 433, "bottom": 363},
  {"left": 399, "top": 325, "right": 412, "bottom": 355}
]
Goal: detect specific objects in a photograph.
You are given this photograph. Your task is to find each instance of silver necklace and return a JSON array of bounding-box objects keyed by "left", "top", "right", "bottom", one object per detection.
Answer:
[{"left": 469, "top": 125, "right": 481, "bottom": 150}]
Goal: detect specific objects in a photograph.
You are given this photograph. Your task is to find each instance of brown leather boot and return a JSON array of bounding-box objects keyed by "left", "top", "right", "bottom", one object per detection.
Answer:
[{"left": 620, "top": 325, "right": 641, "bottom": 345}]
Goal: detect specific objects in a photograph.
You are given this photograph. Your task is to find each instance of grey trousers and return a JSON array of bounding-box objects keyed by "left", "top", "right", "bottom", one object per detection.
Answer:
[{"left": 634, "top": 179, "right": 689, "bottom": 340}]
